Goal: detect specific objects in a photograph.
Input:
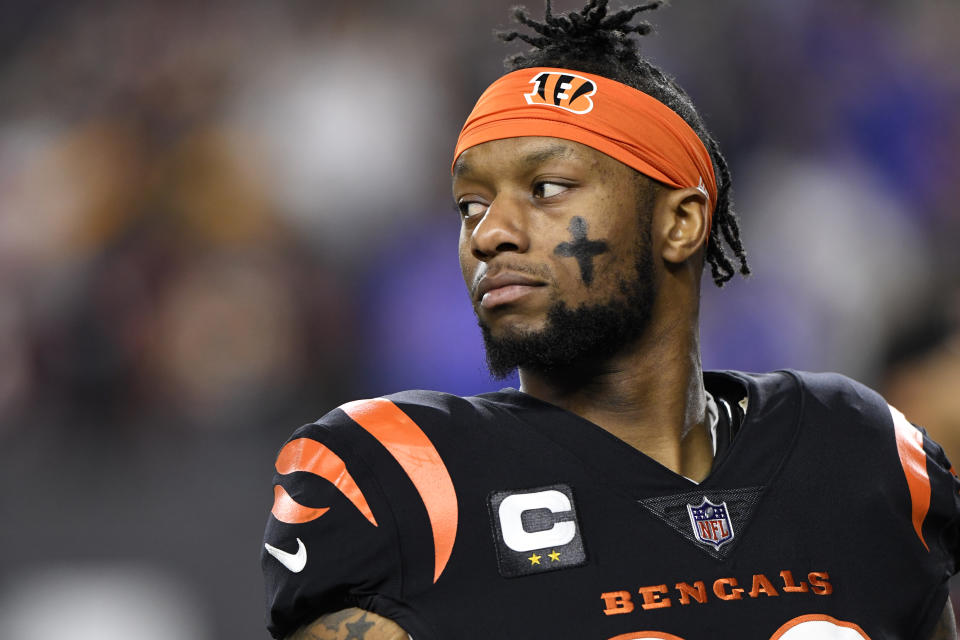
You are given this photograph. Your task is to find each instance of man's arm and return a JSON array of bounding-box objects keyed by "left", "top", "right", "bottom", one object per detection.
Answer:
[
  {"left": 930, "top": 600, "right": 959, "bottom": 640},
  {"left": 288, "top": 608, "right": 409, "bottom": 640}
]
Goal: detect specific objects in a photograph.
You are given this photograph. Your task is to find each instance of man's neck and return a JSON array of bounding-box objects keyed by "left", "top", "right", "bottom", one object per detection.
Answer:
[{"left": 517, "top": 324, "right": 713, "bottom": 482}]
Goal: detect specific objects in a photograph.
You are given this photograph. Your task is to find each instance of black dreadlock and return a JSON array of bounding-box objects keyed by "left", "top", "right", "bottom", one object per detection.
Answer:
[{"left": 499, "top": 0, "right": 750, "bottom": 286}]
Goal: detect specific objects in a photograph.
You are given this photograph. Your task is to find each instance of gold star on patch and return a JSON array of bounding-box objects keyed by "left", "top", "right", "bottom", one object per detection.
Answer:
[
  {"left": 548, "top": 550, "right": 561, "bottom": 562},
  {"left": 528, "top": 553, "right": 542, "bottom": 565}
]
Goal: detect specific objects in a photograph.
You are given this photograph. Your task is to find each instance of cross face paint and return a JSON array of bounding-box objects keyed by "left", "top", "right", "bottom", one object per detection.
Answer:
[{"left": 553, "top": 216, "right": 609, "bottom": 286}]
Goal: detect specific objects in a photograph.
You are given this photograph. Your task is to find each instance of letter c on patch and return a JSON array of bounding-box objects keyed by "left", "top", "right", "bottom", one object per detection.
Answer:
[{"left": 498, "top": 489, "right": 577, "bottom": 552}]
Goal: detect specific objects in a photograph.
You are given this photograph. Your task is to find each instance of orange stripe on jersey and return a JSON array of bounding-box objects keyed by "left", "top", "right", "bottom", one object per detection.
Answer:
[
  {"left": 276, "top": 438, "right": 378, "bottom": 527},
  {"left": 341, "top": 398, "right": 458, "bottom": 584},
  {"left": 890, "top": 404, "right": 931, "bottom": 551},
  {"left": 607, "top": 632, "right": 686, "bottom": 640},
  {"left": 271, "top": 484, "right": 330, "bottom": 524}
]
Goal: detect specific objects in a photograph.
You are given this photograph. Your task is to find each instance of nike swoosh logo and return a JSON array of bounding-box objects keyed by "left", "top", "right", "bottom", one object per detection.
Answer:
[{"left": 264, "top": 537, "right": 307, "bottom": 573}]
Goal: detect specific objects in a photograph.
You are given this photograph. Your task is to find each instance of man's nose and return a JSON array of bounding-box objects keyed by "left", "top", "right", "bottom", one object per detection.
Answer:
[{"left": 470, "top": 196, "right": 530, "bottom": 261}]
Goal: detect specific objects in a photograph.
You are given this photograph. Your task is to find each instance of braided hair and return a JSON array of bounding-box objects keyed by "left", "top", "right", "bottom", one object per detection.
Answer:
[{"left": 499, "top": 0, "right": 750, "bottom": 286}]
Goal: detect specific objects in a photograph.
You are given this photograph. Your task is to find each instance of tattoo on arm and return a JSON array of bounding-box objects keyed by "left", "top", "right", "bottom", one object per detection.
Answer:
[
  {"left": 320, "top": 609, "right": 355, "bottom": 632},
  {"left": 553, "top": 216, "right": 608, "bottom": 286},
  {"left": 288, "top": 607, "right": 409, "bottom": 640}
]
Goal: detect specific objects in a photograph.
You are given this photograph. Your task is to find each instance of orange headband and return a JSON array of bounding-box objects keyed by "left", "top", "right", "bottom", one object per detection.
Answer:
[{"left": 453, "top": 67, "right": 717, "bottom": 231}]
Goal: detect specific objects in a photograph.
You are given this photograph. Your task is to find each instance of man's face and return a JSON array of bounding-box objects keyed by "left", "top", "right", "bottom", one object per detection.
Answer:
[{"left": 452, "top": 137, "right": 659, "bottom": 378}]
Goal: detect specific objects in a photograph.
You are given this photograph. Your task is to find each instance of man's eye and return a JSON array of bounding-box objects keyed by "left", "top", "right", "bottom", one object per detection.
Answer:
[
  {"left": 457, "top": 200, "right": 487, "bottom": 219},
  {"left": 534, "top": 182, "right": 568, "bottom": 198}
]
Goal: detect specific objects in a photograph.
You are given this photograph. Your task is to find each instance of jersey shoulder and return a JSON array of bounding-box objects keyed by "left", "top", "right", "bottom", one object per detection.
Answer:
[
  {"left": 721, "top": 367, "right": 953, "bottom": 459},
  {"left": 263, "top": 389, "right": 500, "bottom": 640},
  {"left": 299, "top": 389, "right": 496, "bottom": 440},
  {"left": 717, "top": 368, "right": 897, "bottom": 432},
  {"left": 787, "top": 369, "right": 888, "bottom": 417},
  {"left": 273, "top": 389, "right": 494, "bottom": 478},
  {"left": 726, "top": 368, "right": 960, "bottom": 561}
]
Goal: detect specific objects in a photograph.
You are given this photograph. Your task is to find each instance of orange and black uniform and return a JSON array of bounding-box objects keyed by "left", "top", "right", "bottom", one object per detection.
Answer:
[{"left": 262, "top": 371, "right": 960, "bottom": 639}]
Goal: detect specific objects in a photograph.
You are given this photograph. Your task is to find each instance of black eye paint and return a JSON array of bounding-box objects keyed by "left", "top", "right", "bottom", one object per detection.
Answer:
[{"left": 553, "top": 216, "right": 609, "bottom": 286}]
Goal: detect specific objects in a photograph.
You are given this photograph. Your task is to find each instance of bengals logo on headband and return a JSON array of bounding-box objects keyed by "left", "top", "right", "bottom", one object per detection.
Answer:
[{"left": 525, "top": 71, "right": 596, "bottom": 114}]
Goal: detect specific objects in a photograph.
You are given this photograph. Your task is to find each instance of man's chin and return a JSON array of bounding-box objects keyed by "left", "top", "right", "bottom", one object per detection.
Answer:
[
  {"left": 479, "top": 320, "right": 548, "bottom": 344},
  {"left": 479, "top": 312, "right": 598, "bottom": 380},
  {"left": 478, "top": 294, "right": 655, "bottom": 381},
  {"left": 478, "top": 322, "right": 543, "bottom": 380}
]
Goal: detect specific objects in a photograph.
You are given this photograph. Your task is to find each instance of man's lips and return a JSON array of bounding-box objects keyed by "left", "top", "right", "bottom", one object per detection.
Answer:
[{"left": 475, "top": 273, "right": 546, "bottom": 309}]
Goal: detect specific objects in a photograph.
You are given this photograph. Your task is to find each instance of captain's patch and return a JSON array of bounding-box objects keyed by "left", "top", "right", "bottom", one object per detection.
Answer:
[{"left": 488, "top": 483, "right": 587, "bottom": 578}]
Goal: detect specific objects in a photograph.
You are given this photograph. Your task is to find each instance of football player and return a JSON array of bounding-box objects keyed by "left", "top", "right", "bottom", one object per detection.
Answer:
[{"left": 263, "top": 2, "right": 960, "bottom": 638}]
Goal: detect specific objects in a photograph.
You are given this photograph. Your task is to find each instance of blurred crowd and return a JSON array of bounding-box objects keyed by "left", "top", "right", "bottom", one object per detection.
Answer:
[{"left": 0, "top": 0, "right": 957, "bottom": 638}]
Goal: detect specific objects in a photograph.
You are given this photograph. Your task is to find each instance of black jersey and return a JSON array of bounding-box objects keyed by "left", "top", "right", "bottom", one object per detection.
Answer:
[{"left": 262, "top": 371, "right": 960, "bottom": 640}]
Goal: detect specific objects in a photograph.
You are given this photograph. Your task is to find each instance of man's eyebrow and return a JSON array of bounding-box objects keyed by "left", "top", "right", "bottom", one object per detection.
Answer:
[
  {"left": 520, "top": 144, "right": 576, "bottom": 167},
  {"left": 452, "top": 142, "right": 577, "bottom": 180},
  {"left": 452, "top": 157, "right": 471, "bottom": 178}
]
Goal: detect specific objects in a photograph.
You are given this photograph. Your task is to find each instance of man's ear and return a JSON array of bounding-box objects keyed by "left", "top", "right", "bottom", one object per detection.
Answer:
[{"left": 657, "top": 187, "right": 710, "bottom": 265}]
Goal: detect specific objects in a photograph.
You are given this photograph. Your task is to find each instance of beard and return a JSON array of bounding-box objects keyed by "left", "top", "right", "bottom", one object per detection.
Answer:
[{"left": 478, "top": 237, "right": 656, "bottom": 380}]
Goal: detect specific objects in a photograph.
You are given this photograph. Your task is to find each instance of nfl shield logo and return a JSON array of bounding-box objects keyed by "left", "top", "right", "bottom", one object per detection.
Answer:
[{"left": 687, "top": 496, "right": 735, "bottom": 549}]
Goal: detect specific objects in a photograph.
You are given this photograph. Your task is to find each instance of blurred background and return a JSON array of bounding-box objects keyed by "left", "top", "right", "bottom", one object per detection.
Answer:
[{"left": 0, "top": 0, "right": 957, "bottom": 638}]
